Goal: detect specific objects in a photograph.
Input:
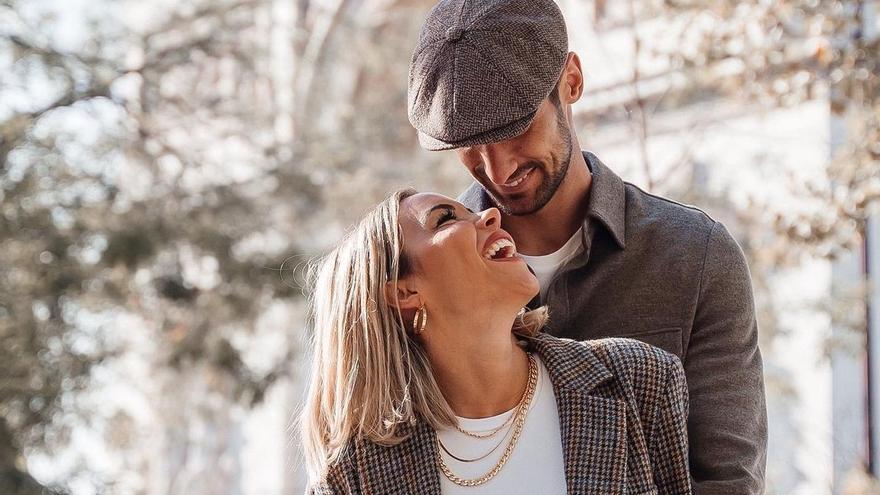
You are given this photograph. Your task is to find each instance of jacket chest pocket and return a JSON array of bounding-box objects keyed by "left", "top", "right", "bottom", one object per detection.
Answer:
[{"left": 618, "top": 327, "right": 683, "bottom": 358}]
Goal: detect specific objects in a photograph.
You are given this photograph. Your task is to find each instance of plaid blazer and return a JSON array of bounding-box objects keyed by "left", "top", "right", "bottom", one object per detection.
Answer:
[{"left": 310, "top": 333, "right": 691, "bottom": 494}]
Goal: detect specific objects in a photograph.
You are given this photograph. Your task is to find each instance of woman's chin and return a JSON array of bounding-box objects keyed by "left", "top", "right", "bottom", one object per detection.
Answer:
[
  {"left": 518, "top": 271, "right": 540, "bottom": 297},
  {"left": 498, "top": 273, "right": 540, "bottom": 305}
]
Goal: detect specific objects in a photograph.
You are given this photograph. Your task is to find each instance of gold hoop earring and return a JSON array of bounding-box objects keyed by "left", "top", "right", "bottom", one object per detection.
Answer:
[{"left": 413, "top": 305, "right": 428, "bottom": 335}]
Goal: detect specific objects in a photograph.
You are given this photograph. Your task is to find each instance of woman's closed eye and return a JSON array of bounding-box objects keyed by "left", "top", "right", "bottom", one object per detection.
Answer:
[{"left": 436, "top": 208, "right": 456, "bottom": 227}]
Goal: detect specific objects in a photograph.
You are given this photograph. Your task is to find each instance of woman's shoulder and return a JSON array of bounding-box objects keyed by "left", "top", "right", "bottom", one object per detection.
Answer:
[
  {"left": 531, "top": 332, "right": 679, "bottom": 366},
  {"left": 583, "top": 337, "right": 687, "bottom": 413},
  {"left": 585, "top": 336, "right": 681, "bottom": 370},
  {"left": 529, "top": 332, "right": 683, "bottom": 391}
]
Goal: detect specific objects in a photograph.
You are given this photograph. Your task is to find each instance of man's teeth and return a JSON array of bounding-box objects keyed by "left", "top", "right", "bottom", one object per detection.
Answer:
[
  {"left": 483, "top": 238, "right": 517, "bottom": 259},
  {"left": 504, "top": 168, "right": 531, "bottom": 187}
]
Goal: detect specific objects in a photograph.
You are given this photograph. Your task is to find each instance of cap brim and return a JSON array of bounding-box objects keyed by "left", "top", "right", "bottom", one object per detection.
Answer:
[{"left": 417, "top": 110, "right": 538, "bottom": 151}]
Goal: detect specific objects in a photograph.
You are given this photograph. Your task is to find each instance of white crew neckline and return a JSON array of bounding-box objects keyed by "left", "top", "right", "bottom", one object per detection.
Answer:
[{"left": 518, "top": 227, "right": 583, "bottom": 269}]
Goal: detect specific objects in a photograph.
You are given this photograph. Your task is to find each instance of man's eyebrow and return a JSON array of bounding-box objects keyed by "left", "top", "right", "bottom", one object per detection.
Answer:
[{"left": 420, "top": 203, "right": 457, "bottom": 225}]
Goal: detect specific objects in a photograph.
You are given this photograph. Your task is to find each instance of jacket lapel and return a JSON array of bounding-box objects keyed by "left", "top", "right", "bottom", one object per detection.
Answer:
[{"left": 527, "top": 334, "right": 628, "bottom": 494}]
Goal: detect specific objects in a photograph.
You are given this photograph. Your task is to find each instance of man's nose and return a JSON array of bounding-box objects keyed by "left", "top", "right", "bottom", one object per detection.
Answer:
[{"left": 477, "top": 144, "right": 518, "bottom": 185}]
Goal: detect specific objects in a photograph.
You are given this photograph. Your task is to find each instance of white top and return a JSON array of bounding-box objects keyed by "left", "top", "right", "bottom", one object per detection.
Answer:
[
  {"left": 437, "top": 356, "right": 567, "bottom": 495},
  {"left": 519, "top": 227, "right": 584, "bottom": 300}
]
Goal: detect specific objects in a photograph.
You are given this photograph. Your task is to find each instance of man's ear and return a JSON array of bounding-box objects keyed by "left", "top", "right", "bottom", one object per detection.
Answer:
[
  {"left": 384, "top": 277, "right": 421, "bottom": 311},
  {"left": 559, "top": 52, "right": 584, "bottom": 104}
]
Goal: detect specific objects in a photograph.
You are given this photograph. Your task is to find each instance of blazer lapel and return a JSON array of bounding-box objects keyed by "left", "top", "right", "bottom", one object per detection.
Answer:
[
  {"left": 555, "top": 387, "right": 628, "bottom": 494},
  {"left": 526, "top": 334, "right": 628, "bottom": 495}
]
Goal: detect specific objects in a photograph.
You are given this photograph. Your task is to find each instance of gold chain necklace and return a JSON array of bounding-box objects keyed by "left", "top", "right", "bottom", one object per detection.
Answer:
[
  {"left": 438, "top": 422, "right": 513, "bottom": 463},
  {"left": 437, "top": 354, "right": 538, "bottom": 487}
]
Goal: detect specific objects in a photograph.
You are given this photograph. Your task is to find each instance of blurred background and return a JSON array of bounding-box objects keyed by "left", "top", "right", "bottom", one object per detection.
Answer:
[{"left": 0, "top": 0, "right": 878, "bottom": 493}]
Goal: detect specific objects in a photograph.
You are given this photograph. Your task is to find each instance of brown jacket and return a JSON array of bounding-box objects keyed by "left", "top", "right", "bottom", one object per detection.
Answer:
[
  {"left": 310, "top": 333, "right": 690, "bottom": 494},
  {"left": 459, "top": 151, "right": 768, "bottom": 494}
]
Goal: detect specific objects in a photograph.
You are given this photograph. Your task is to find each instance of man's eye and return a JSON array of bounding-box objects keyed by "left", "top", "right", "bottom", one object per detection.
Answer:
[{"left": 436, "top": 210, "right": 456, "bottom": 226}]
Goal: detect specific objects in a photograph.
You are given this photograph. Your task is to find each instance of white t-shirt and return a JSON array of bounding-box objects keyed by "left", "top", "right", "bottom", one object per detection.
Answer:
[
  {"left": 436, "top": 356, "right": 567, "bottom": 495},
  {"left": 519, "top": 227, "right": 584, "bottom": 300}
]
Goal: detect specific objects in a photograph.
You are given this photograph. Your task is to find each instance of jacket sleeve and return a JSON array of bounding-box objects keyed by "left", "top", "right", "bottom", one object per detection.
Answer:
[
  {"left": 648, "top": 353, "right": 691, "bottom": 495},
  {"left": 686, "top": 221, "right": 767, "bottom": 494}
]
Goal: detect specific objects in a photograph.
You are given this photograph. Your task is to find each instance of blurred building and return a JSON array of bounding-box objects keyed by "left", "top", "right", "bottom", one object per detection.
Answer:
[{"left": 832, "top": 216, "right": 879, "bottom": 494}]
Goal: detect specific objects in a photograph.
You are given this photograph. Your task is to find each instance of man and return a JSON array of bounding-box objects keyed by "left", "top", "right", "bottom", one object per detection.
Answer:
[{"left": 406, "top": 0, "right": 768, "bottom": 493}]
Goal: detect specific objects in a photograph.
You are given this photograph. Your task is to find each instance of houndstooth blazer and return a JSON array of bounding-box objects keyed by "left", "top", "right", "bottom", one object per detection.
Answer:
[{"left": 309, "top": 332, "right": 691, "bottom": 494}]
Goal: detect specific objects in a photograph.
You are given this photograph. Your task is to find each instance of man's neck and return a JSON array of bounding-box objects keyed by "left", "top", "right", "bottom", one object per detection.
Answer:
[{"left": 503, "top": 150, "right": 592, "bottom": 256}]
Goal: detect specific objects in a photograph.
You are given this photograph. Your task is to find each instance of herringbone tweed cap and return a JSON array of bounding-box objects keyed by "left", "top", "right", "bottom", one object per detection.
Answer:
[{"left": 407, "top": 0, "right": 568, "bottom": 151}]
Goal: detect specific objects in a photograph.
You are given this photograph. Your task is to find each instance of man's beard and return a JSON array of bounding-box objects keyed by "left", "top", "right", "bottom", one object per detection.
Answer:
[{"left": 487, "top": 108, "right": 573, "bottom": 216}]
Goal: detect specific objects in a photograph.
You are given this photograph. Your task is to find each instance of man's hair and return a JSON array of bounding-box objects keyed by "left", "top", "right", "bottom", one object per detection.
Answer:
[
  {"left": 548, "top": 80, "right": 562, "bottom": 110},
  {"left": 547, "top": 78, "right": 566, "bottom": 125}
]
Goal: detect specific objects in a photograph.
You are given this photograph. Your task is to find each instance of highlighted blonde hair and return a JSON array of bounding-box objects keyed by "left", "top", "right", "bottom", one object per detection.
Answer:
[{"left": 299, "top": 188, "right": 548, "bottom": 481}]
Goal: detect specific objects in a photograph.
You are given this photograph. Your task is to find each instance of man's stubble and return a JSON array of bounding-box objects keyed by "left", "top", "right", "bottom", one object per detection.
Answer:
[{"left": 488, "top": 105, "right": 573, "bottom": 217}]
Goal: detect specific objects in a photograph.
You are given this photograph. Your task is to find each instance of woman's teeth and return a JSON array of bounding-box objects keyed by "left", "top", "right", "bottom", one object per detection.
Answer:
[{"left": 483, "top": 238, "right": 517, "bottom": 260}]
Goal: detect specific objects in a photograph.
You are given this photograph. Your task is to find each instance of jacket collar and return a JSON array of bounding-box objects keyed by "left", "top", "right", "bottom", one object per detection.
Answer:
[
  {"left": 523, "top": 332, "right": 613, "bottom": 392},
  {"left": 582, "top": 151, "right": 627, "bottom": 250},
  {"left": 355, "top": 333, "right": 626, "bottom": 494},
  {"left": 458, "top": 150, "right": 627, "bottom": 250}
]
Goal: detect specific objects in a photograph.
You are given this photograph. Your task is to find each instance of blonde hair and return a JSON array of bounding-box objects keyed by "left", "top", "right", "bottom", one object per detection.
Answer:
[{"left": 299, "top": 188, "right": 548, "bottom": 481}]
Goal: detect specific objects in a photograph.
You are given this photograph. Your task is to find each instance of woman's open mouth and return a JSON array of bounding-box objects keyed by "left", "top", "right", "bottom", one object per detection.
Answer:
[{"left": 482, "top": 237, "right": 518, "bottom": 261}]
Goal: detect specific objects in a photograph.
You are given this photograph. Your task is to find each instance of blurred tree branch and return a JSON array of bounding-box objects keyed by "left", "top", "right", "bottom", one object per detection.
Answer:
[
  {"left": 606, "top": 0, "right": 878, "bottom": 264},
  {"left": 1, "top": 0, "right": 431, "bottom": 490}
]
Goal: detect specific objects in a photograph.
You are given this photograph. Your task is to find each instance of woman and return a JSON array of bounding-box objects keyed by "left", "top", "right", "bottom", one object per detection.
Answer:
[{"left": 301, "top": 189, "right": 690, "bottom": 494}]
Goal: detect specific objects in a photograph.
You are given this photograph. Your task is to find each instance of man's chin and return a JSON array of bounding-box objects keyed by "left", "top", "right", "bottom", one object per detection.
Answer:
[
  {"left": 490, "top": 193, "right": 541, "bottom": 216},
  {"left": 485, "top": 175, "right": 551, "bottom": 215}
]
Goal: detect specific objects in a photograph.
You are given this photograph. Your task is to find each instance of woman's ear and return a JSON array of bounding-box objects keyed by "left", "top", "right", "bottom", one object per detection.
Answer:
[{"left": 384, "top": 277, "right": 421, "bottom": 310}]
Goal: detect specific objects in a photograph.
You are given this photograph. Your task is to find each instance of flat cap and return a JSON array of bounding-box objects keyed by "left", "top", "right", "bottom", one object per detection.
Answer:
[{"left": 407, "top": 0, "right": 568, "bottom": 151}]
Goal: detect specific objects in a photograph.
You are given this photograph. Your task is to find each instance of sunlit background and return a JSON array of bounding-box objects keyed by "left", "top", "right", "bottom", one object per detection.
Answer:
[{"left": 1, "top": 0, "right": 879, "bottom": 493}]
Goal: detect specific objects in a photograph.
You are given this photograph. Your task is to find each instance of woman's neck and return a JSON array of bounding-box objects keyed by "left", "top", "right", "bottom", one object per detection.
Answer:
[{"left": 423, "top": 311, "right": 531, "bottom": 419}]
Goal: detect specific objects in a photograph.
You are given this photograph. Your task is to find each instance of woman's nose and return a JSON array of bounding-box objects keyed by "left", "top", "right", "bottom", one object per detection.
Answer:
[{"left": 477, "top": 208, "right": 501, "bottom": 229}]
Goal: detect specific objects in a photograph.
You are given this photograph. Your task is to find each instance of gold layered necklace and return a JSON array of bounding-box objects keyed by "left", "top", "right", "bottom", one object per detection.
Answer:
[
  {"left": 438, "top": 424, "right": 513, "bottom": 463},
  {"left": 437, "top": 353, "right": 539, "bottom": 487}
]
